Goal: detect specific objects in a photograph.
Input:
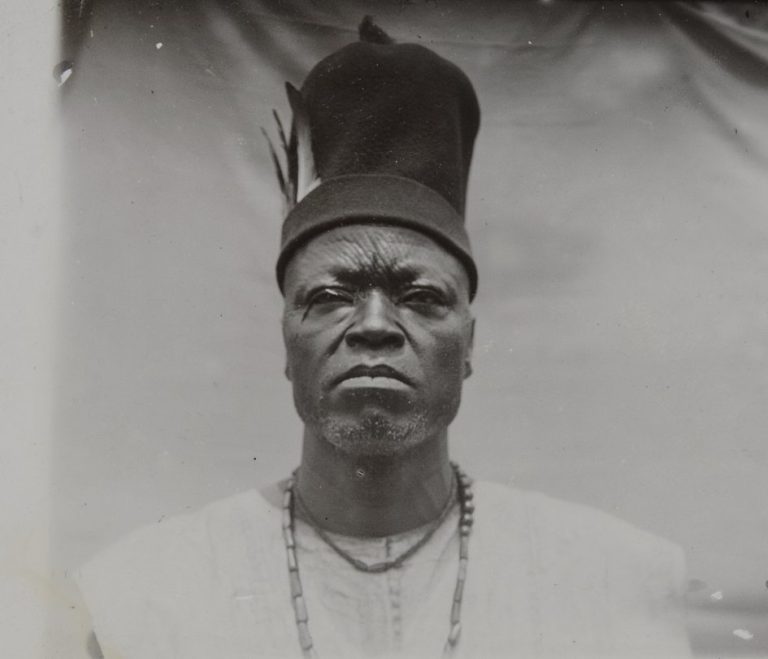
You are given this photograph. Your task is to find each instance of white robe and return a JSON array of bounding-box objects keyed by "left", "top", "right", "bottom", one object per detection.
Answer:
[{"left": 77, "top": 481, "right": 691, "bottom": 658}]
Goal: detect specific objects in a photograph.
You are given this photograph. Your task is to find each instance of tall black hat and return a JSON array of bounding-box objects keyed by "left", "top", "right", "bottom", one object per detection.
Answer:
[{"left": 270, "top": 17, "right": 480, "bottom": 298}]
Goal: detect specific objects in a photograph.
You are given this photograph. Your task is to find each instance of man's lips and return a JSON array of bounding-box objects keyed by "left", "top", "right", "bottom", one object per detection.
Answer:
[{"left": 332, "top": 364, "right": 413, "bottom": 387}]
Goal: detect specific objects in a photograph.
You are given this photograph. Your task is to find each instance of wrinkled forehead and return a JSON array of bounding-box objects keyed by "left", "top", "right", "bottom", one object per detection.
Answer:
[{"left": 281, "top": 224, "right": 471, "bottom": 296}]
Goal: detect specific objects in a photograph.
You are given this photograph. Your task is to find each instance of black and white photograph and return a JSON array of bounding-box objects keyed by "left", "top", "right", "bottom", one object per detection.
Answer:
[{"left": 2, "top": 1, "right": 767, "bottom": 657}]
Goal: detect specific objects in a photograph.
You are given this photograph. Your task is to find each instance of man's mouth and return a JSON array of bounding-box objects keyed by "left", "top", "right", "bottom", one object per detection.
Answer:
[{"left": 333, "top": 364, "right": 413, "bottom": 388}]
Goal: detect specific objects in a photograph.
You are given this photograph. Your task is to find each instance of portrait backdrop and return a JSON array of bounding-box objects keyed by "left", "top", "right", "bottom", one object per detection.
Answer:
[{"left": 55, "top": 1, "right": 768, "bottom": 656}]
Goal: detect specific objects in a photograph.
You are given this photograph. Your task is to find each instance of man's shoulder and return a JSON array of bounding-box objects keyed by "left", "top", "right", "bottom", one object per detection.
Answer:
[
  {"left": 99, "top": 487, "right": 274, "bottom": 547},
  {"left": 467, "top": 482, "right": 690, "bottom": 656},
  {"left": 76, "top": 486, "right": 295, "bottom": 656},
  {"left": 472, "top": 480, "right": 687, "bottom": 624},
  {"left": 76, "top": 486, "right": 282, "bottom": 601},
  {"left": 473, "top": 480, "right": 684, "bottom": 566}
]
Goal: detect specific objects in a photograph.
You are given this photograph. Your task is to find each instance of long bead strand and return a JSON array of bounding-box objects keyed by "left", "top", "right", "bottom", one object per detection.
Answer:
[
  {"left": 282, "top": 463, "right": 474, "bottom": 658},
  {"left": 444, "top": 462, "right": 473, "bottom": 657},
  {"left": 283, "top": 477, "right": 318, "bottom": 659}
]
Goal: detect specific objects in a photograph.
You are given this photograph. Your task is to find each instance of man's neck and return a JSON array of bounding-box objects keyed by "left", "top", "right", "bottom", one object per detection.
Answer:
[{"left": 294, "top": 430, "right": 454, "bottom": 537}]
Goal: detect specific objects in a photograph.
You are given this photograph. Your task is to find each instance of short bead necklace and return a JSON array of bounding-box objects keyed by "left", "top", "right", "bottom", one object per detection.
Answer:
[
  {"left": 292, "top": 474, "right": 457, "bottom": 573},
  {"left": 282, "top": 462, "right": 475, "bottom": 658}
]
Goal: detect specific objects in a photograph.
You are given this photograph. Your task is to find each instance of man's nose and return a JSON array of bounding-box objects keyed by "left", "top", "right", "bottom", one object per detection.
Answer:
[{"left": 345, "top": 291, "right": 405, "bottom": 351}]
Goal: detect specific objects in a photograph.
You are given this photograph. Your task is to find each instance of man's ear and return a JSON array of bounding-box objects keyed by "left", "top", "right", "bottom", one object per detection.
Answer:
[
  {"left": 463, "top": 317, "right": 475, "bottom": 380},
  {"left": 281, "top": 313, "right": 292, "bottom": 381}
]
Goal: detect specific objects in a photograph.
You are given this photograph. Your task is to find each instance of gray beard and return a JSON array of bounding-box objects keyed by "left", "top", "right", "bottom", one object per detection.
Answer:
[{"left": 318, "top": 410, "right": 430, "bottom": 457}]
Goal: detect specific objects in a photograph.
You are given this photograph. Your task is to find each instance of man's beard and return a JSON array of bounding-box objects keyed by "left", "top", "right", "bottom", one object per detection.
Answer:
[{"left": 316, "top": 408, "right": 430, "bottom": 457}]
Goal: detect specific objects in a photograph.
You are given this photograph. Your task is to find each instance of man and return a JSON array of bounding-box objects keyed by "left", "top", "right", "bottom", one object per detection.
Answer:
[{"left": 78, "top": 18, "right": 692, "bottom": 658}]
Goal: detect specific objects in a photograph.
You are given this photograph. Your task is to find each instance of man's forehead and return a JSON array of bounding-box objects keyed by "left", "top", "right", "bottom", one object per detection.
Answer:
[
  {"left": 294, "top": 225, "right": 457, "bottom": 273},
  {"left": 314, "top": 223, "right": 440, "bottom": 251},
  {"left": 282, "top": 224, "right": 472, "bottom": 297}
]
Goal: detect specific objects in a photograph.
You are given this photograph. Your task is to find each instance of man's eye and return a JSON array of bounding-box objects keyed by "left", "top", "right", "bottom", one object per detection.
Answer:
[
  {"left": 308, "top": 289, "right": 352, "bottom": 307},
  {"left": 400, "top": 289, "right": 445, "bottom": 307}
]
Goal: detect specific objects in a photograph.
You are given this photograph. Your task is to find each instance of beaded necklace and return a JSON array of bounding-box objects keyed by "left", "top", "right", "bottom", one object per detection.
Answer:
[
  {"left": 292, "top": 474, "right": 457, "bottom": 573},
  {"left": 282, "top": 462, "right": 474, "bottom": 658}
]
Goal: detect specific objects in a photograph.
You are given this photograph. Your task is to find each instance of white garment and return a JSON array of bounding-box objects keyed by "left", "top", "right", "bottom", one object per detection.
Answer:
[{"left": 77, "top": 482, "right": 692, "bottom": 658}]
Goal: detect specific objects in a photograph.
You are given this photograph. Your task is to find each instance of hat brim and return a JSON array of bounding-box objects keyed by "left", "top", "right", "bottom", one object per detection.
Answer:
[{"left": 276, "top": 174, "right": 478, "bottom": 300}]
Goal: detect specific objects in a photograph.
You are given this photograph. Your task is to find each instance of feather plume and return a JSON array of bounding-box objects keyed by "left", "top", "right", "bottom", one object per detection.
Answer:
[
  {"left": 280, "top": 109, "right": 298, "bottom": 205},
  {"left": 272, "top": 109, "right": 295, "bottom": 205},
  {"left": 260, "top": 127, "right": 286, "bottom": 202},
  {"left": 273, "top": 109, "right": 289, "bottom": 155},
  {"left": 285, "top": 82, "right": 320, "bottom": 203},
  {"left": 261, "top": 87, "right": 320, "bottom": 214}
]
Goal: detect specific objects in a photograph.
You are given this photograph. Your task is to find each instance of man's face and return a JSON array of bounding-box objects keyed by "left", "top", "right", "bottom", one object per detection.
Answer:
[{"left": 282, "top": 224, "right": 475, "bottom": 457}]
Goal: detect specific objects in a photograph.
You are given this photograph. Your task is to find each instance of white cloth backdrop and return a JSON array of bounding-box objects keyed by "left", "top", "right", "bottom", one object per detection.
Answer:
[{"left": 55, "top": 1, "right": 768, "bottom": 656}]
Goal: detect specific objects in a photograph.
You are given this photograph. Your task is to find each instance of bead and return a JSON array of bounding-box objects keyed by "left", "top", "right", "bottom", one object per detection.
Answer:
[
  {"left": 297, "top": 621, "right": 313, "bottom": 650},
  {"left": 283, "top": 527, "right": 295, "bottom": 548},
  {"left": 294, "top": 594, "right": 308, "bottom": 622},
  {"left": 282, "top": 508, "right": 293, "bottom": 531},
  {"left": 452, "top": 577, "right": 465, "bottom": 603},
  {"left": 450, "top": 599, "right": 462, "bottom": 624},
  {"left": 287, "top": 548, "right": 297, "bottom": 570},
  {"left": 458, "top": 557, "right": 468, "bottom": 581},
  {"left": 463, "top": 500, "right": 475, "bottom": 514},
  {"left": 448, "top": 622, "right": 462, "bottom": 645},
  {"left": 460, "top": 512, "right": 474, "bottom": 525},
  {"left": 289, "top": 571, "right": 302, "bottom": 598},
  {"left": 462, "top": 488, "right": 473, "bottom": 501}
]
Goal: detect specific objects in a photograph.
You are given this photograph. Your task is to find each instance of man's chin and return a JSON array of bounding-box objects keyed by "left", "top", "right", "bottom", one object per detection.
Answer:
[
  {"left": 319, "top": 411, "right": 427, "bottom": 457},
  {"left": 329, "top": 386, "right": 414, "bottom": 416}
]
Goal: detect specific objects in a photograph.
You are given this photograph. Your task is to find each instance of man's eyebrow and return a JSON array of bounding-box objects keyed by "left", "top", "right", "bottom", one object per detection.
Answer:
[
  {"left": 288, "top": 265, "right": 418, "bottom": 304},
  {"left": 329, "top": 260, "right": 424, "bottom": 289},
  {"left": 289, "top": 254, "right": 461, "bottom": 304}
]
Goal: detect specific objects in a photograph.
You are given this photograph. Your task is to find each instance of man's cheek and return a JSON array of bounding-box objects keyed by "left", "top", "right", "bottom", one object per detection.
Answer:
[
  {"left": 286, "top": 333, "right": 316, "bottom": 363},
  {"left": 432, "top": 335, "right": 467, "bottom": 376},
  {"left": 287, "top": 343, "right": 328, "bottom": 395},
  {"left": 288, "top": 353, "right": 317, "bottom": 385}
]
